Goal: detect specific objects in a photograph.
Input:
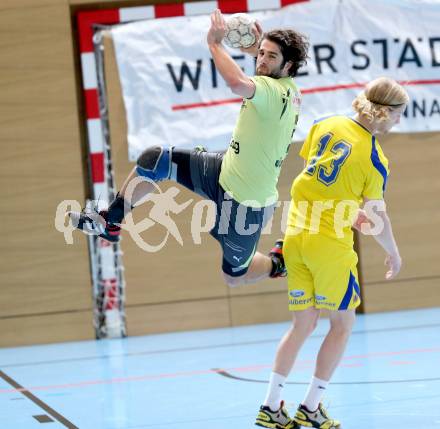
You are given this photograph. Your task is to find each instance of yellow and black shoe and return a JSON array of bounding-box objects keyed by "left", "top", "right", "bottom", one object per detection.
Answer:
[
  {"left": 255, "top": 400, "right": 298, "bottom": 429},
  {"left": 293, "top": 403, "right": 341, "bottom": 429}
]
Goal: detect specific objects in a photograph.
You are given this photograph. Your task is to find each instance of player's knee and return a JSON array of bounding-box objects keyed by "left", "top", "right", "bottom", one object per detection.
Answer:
[
  {"left": 293, "top": 316, "right": 318, "bottom": 337},
  {"left": 223, "top": 272, "right": 246, "bottom": 288},
  {"left": 136, "top": 146, "right": 172, "bottom": 182},
  {"left": 330, "top": 311, "right": 356, "bottom": 336},
  {"left": 329, "top": 323, "right": 353, "bottom": 339}
]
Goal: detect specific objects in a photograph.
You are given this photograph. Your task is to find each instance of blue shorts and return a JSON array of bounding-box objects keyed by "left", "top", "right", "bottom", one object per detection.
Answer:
[{"left": 171, "top": 148, "right": 275, "bottom": 277}]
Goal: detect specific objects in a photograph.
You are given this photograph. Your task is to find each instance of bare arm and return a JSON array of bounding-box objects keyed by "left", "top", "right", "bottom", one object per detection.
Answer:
[
  {"left": 361, "top": 198, "right": 402, "bottom": 280},
  {"left": 207, "top": 9, "right": 256, "bottom": 98}
]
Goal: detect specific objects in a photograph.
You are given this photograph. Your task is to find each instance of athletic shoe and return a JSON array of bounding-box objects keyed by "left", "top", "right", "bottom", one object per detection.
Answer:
[
  {"left": 67, "top": 209, "right": 121, "bottom": 243},
  {"left": 269, "top": 239, "right": 287, "bottom": 278},
  {"left": 294, "top": 403, "right": 341, "bottom": 429},
  {"left": 255, "top": 400, "right": 298, "bottom": 429}
]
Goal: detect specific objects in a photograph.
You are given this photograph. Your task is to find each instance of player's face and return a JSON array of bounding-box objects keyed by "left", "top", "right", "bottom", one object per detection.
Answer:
[
  {"left": 376, "top": 104, "right": 406, "bottom": 134},
  {"left": 256, "top": 39, "right": 286, "bottom": 78}
]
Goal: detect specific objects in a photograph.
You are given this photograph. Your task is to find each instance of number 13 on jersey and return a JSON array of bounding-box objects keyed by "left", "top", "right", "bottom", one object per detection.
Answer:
[{"left": 305, "top": 133, "right": 352, "bottom": 186}]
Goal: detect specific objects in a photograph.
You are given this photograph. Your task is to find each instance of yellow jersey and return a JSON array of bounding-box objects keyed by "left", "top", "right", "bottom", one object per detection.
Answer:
[
  {"left": 287, "top": 115, "right": 389, "bottom": 245},
  {"left": 219, "top": 76, "right": 301, "bottom": 207}
]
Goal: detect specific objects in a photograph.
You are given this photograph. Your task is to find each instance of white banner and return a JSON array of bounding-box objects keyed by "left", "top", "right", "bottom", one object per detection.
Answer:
[{"left": 112, "top": 0, "right": 440, "bottom": 160}]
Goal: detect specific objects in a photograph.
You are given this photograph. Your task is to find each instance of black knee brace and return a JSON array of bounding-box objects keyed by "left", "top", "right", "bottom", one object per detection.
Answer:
[{"left": 136, "top": 146, "right": 172, "bottom": 182}]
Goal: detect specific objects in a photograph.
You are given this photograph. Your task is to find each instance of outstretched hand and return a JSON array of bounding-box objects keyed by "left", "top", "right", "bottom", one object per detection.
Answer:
[
  {"left": 240, "top": 20, "right": 263, "bottom": 57},
  {"left": 207, "top": 9, "right": 227, "bottom": 46}
]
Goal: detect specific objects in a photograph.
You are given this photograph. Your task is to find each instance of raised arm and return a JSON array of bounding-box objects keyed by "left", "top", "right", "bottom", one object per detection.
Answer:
[{"left": 207, "top": 9, "right": 256, "bottom": 98}]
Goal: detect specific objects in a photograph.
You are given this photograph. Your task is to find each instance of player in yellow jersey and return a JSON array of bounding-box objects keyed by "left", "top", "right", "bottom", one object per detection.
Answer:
[
  {"left": 255, "top": 77, "right": 409, "bottom": 429},
  {"left": 69, "top": 11, "right": 308, "bottom": 292}
]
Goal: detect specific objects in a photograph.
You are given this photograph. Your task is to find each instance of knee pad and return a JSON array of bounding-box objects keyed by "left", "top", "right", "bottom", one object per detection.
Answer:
[{"left": 136, "top": 146, "right": 172, "bottom": 182}]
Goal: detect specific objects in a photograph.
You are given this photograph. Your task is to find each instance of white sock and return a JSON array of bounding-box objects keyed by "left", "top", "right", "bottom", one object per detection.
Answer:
[
  {"left": 302, "top": 376, "right": 329, "bottom": 412},
  {"left": 263, "top": 372, "right": 287, "bottom": 411}
]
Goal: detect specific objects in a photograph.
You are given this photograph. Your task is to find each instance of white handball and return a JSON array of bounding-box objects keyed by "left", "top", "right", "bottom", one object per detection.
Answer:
[{"left": 223, "top": 13, "right": 256, "bottom": 49}]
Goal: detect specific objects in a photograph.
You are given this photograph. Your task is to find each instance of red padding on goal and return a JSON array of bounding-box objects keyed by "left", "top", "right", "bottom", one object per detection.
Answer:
[
  {"left": 90, "top": 152, "right": 105, "bottom": 183},
  {"left": 218, "top": 0, "right": 248, "bottom": 13},
  {"left": 154, "top": 3, "right": 184, "bottom": 18},
  {"left": 84, "top": 89, "right": 100, "bottom": 119},
  {"left": 77, "top": 9, "right": 120, "bottom": 53},
  {"left": 281, "top": 0, "right": 310, "bottom": 6}
]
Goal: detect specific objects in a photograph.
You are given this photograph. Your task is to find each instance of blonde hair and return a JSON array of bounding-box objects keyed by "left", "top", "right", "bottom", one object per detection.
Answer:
[{"left": 352, "top": 77, "right": 409, "bottom": 123}]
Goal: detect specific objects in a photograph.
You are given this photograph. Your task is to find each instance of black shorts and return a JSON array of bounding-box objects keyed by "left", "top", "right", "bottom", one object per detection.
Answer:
[{"left": 171, "top": 147, "right": 275, "bottom": 277}]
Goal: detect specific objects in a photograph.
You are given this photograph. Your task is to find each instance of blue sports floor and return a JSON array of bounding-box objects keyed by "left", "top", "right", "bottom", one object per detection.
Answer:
[{"left": 0, "top": 307, "right": 439, "bottom": 429}]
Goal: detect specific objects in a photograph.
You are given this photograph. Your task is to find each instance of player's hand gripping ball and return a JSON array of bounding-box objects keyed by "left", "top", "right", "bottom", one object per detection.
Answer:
[{"left": 223, "top": 13, "right": 257, "bottom": 49}]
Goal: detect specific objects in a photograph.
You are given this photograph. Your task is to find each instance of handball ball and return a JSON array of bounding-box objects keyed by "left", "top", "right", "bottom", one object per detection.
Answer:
[{"left": 223, "top": 13, "right": 257, "bottom": 49}]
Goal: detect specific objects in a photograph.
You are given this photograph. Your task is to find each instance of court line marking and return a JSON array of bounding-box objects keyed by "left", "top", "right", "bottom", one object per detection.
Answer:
[
  {"left": 0, "top": 321, "right": 439, "bottom": 369},
  {"left": 0, "top": 370, "right": 79, "bottom": 429},
  {"left": 0, "top": 348, "right": 439, "bottom": 394},
  {"left": 213, "top": 368, "right": 440, "bottom": 385}
]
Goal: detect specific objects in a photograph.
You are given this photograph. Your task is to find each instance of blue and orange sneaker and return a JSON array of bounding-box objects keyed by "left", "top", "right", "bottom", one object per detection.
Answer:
[
  {"left": 68, "top": 209, "right": 121, "bottom": 243},
  {"left": 269, "top": 239, "right": 287, "bottom": 278}
]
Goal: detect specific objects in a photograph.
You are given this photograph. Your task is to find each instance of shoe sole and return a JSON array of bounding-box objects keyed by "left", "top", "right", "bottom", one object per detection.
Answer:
[
  {"left": 66, "top": 212, "right": 106, "bottom": 235},
  {"left": 294, "top": 419, "right": 341, "bottom": 429},
  {"left": 256, "top": 420, "right": 297, "bottom": 429}
]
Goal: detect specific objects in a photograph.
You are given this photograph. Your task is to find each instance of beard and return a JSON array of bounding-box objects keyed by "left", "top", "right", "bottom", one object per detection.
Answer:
[{"left": 256, "top": 64, "right": 283, "bottom": 79}]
